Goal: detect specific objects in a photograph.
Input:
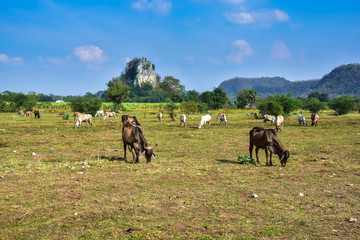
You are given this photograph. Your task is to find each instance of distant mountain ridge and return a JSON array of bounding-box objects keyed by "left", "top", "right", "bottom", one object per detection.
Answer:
[{"left": 218, "top": 64, "right": 360, "bottom": 99}]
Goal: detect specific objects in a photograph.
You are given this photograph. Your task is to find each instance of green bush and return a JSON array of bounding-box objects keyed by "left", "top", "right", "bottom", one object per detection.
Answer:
[
  {"left": 303, "top": 98, "right": 326, "bottom": 113},
  {"left": 237, "top": 155, "right": 256, "bottom": 165},
  {"left": 62, "top": 113, "right": 70, "bottom": 120},
  {"left": 328, "top": 95, "right": 355, "bottom": 115}
]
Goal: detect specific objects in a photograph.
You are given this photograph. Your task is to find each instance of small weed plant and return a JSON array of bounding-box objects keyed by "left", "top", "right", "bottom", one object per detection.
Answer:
[{"left": 237, "top": 154, "right": 256, "bottom": 165}]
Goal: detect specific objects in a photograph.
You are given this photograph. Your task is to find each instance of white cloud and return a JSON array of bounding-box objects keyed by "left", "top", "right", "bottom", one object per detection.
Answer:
[
  {"left": 132, "top": 0, "right": 172, "bottom": 15},
  {"left": 271, "top": 41, "right": 292, "bottom": 59},
  {"left": 224, "top": 9, "right": 289, "bottom": 25},
  {"left": 0, "top": 54, "right": 9, "bottom": 63},
  {"left": 0, "top": 53, "right": 23, "bottom": 66},
  {"left": 208, "top": 57, "right": 220, "bottom": 64},
  {"left": 227, "top": 39, "right": 253, "bottom": 64},
  {"left": 184, "top": 55, "right": 195, "bottom": 61},
  {"left": 74, "top": 45, "right": 107, "bottom": 69}
]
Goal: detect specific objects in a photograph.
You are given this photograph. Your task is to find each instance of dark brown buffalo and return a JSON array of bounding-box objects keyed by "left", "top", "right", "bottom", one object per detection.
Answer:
[
  {"left": 34, "top": 110, "right": 40, "bottom": 119},
  {"left": 122, "top": 120, "right": 157, "bottom": 163},
  {"left": 249, "top": 127, "right": 290, "bottom": 167}
]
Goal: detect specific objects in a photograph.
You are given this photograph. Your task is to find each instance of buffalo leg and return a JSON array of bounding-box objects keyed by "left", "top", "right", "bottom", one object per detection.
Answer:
[
  {"left": 265, "top": 147, "right": 269, "bottom": 166},
  {"left": 249, "top": 143, "right": 254, "bottom": 161},
  {"left": 269, "top": 149, "right": 273, "bottom": 166},
  {"left": 123, "top": 143, "right": 127, "bottom": 162},
  {"left": 255, "top": 147, "right": 260, "bottom": 165}
]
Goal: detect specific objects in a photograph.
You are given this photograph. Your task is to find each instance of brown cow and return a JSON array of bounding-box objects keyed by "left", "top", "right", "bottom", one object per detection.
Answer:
[
  {"left": 18, "top": 110, "right": 24, "bottom": 116},
  {"left": 34, "top": 110, "right": 40, "bottom": 119},
  {"left": 122, "top": 120, "right": 157, "bottom": 163},
  {"left": 311, "top": 113, "right": 319, "bottom": 126},
  {"left": 249, "top": 127, "right": 290, "bottom": 167},
  {"left": 25, "top": 111, "right": 33, "bottom": 116},
  {"left": 170, "top": 112, "right": 175, "bottom": 121}
]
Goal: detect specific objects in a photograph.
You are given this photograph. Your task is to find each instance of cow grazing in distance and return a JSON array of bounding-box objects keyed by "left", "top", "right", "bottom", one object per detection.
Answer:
[
  {"left": 103, "top": 112, "right": 116, "bottom": 120},
  {"left": 18, "top": 110, "right": 24, "bottom": 116},
  {"left": 218, "top": 114, "right": 228, "bottom": 125},
  {"left": 25, "top": 111, "right": 33, "bottom": 116},
  {"left": 74, "top": 112, "right": 84, "bottom": 121},
  {"left": 34, "top": 110, "right": 40, "bottom": 119},
  {"left": 122, "top": 120, "right": 157, "bottom": 163},
  {"left": 298, "top": 114, "right": 306, "bottom": 126},
  {"left": 74, "top": 114, "right": 92, "bottom": 129},
  {"left": 180, "top": 114, "right": 187, "bottom": 127},
  {"left": 95, "top": 110, "right": 104, "bottom": 117},
  {"left": 157, "top": 112, "right": 163, "bottom": 122},
  {"left": 199, "top": 114, "right": 211, "bottom": 129},
  {"left": 311, "top": 113, "right": 319, "bottom": 126},
  {"left": 249, "top": 127, "right": 290, "bottom": 167},
  {"left": 170, "top": 112, "right": 175, "bottom": 121},
  {"left": 275, "top": 115, "right": 284, "bottom": 132},
  {"left": 263, "top": 114, "right": 276, "bottom": 125}
]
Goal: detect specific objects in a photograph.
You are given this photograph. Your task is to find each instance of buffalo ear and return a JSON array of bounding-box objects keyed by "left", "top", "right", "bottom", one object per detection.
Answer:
[{"left": 139, "top": 151, "right": 146, "bottom": 159}]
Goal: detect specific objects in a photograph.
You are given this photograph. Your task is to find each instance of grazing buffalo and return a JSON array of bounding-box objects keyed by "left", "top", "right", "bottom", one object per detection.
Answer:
[
  {"left": 311, "top": 113, "right": 319, "bottom": 126},
  {"left": 249, "top": 127, "right": 290, "bottom": 167},
  {"left": 122, "top": 119, "right": 157, "bottom": 163},
  {"left": 34, "top": 110, "right": 40, "bottom": 119},
  {"left": 74, "top": 114, "right": 92, "bottom": 129}
]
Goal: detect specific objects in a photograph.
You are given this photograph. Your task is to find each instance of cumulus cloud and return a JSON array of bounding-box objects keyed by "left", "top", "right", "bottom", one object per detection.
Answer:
[
  {"left": 271, "top": 41, "right": 292, "bottom": 59},
  {"left": 74, "top": 45, "right": 107, "bottom": 69},
  {"left": 0, "top": 53, "right": 23, "bottom": 66},
  {"left": 227, "top": 39, "right": 253, "bottom": 64},
  {"left": 132, "top": 0, "right": 172, "bottom": 15},
  {"left": 224, "top": 9, "right": 289, "bottom": 25}
]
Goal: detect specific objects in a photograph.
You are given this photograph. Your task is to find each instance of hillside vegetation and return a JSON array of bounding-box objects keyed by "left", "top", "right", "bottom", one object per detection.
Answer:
[{"left": 219, "top": 64, "right": 360, "bottom": 98}]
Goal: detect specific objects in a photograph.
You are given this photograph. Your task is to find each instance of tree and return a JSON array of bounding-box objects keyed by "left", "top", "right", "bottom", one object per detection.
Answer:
[
  {"left": 212, "top": 88, "right": 229, "bottom": 109},
  {"left": 186, "top": 90, "right": 200, "bottom": 102},
  {"left": 270, "top": 93, "right": 301, "bottom": 116},
  {"left": 160, "top": 76, "right": 185, "bottom": 102},
  {"left": 24, "top": 91, "right": 39, "bottom": 111},
  {"left": 308, "top": 92, "right": 329, "bottom": 102},
  {"left": 257, "top": 100, "right": 283, "bottom": 116},
  {"left": 105, "top": 77, "right": 130, "bottom": 109},
  {"left": 181, "top": 101, "right": 198, "bottom": 115},
  {"left": 303, "top": 98, "right": 326, "bottom": 113},
  {"left": 328, "top": 95, "right": 355, "bottom": 115},
  {"left": 235, "top": 89, "right": 257, "bottom": 109},
  {"left": 69, "top": 93, "right": 102, "bottom": 116}
]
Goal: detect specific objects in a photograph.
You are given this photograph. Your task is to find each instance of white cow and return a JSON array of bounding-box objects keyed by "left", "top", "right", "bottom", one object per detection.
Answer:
[
  {"left": 95, "top": 110, "right": 104, "bottom": 117},
  {"left": 103, "top": 112, "right": 116, "bottom": 120},
  {"left": 298, "top": 114, "right": 307, "bottom": 126},
  {"left": 198, "top": 114, "right": 211, "bottom": 129},
  {"left": 157, "top": 112, "right": 163, "bottom": 122},
  {"left": 275, "top": 115, "right": 284, "bottom": 132},
  {"left": 74, "top": 114, "right": 92, "bottom": 129},
  {"left": 263, "top": 114, "right": 276, "bottom": 125},
  {"left": 219, "top": 114, "right": 228, "bottom": 125},
  {"left": 180, "top": 114, "right": 187, "bottom": 127}
]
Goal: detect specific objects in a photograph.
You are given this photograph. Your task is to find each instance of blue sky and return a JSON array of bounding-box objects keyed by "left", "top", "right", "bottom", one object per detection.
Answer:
[{"left": 1, "top": 0, "right": 359, "bottom": 95}]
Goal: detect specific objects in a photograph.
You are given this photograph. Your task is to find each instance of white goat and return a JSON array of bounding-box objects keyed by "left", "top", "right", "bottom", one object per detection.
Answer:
[{"left": 198, "top": 114, "right": 211, "bottom": 129}]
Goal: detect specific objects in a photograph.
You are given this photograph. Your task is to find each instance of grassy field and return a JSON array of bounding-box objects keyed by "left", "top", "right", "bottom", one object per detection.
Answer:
[{"left": 0, "top": 110, "right": 359, "bottom": 239}]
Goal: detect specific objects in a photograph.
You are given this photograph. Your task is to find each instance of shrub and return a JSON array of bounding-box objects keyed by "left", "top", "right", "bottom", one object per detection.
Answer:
[
  {"left": 62, "top": 113, "right": 70, "bottom": 120},
  {"left": 256, "top": 100, "right": 283, "bottom": 116},
  {"left": 303, "top": 98, "right": 326, "bottom": 113},
  {"left": 328, "top": 95, "right": 355, "bottom": 115}
]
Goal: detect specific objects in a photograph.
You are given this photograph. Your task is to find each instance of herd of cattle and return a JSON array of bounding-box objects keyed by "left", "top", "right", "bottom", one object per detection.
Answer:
[{"left": 16, "top": 109, "right": 320, "bottom": 167}]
